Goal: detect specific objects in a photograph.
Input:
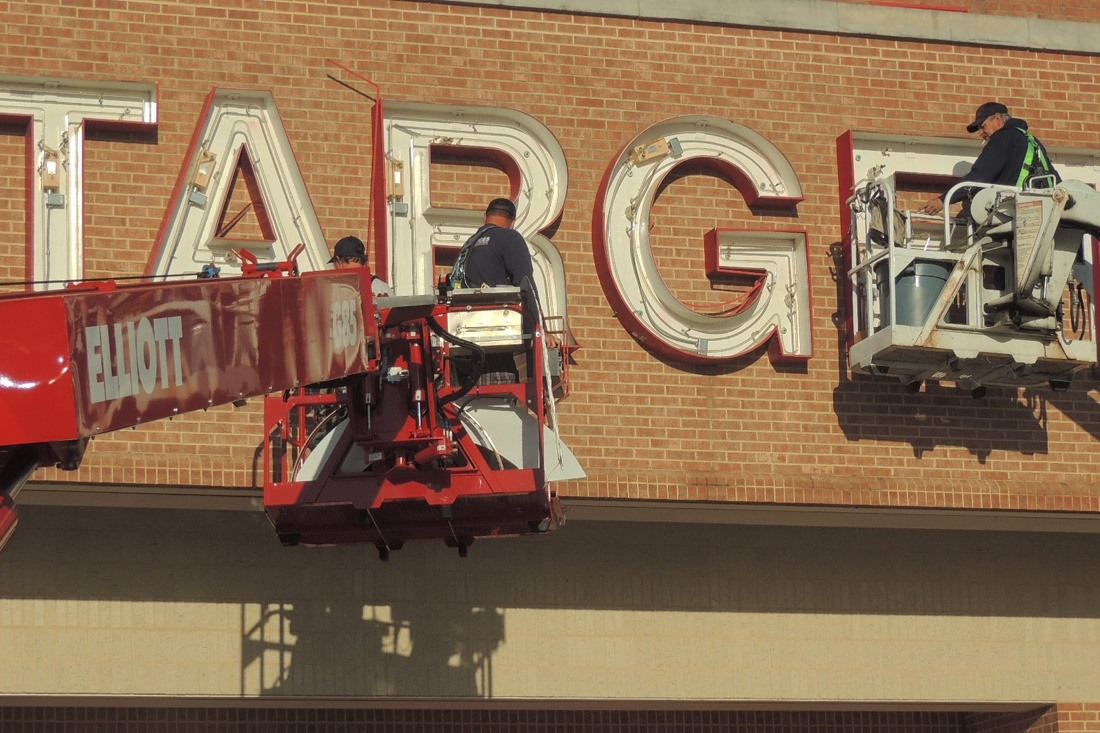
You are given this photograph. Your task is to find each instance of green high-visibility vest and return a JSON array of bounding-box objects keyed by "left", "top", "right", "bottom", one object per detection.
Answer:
[{"left": 1016, "top": 129, "right": 1054, "bottom": 187}]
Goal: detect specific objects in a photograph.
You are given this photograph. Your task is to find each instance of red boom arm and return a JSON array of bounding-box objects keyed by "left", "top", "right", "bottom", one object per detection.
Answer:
[{"left": 0, "top": 263, "right": 576, "bottom": 557}]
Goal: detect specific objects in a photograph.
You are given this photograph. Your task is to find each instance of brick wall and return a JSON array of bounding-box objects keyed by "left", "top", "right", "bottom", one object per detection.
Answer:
[
  {"left": 3, "top": 705, "right": 1100, "bottom": 732},
  {"left": 2, "top": 1, "right": 1099, "bottom": 515},
  {"left": 966, "top": 706, "right": 1100, "bottom": 733},
  {"left": 1054, "top": 705, "right": 1100, "bottom": 733},
  {"left": 0, "top": 125, "right": 25, "bottom": 285}
]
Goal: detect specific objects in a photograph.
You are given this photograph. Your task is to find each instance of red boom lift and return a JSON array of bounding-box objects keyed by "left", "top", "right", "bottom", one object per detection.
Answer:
[{"left": 0, "top": 250, "right": 581, "bottom": 557}]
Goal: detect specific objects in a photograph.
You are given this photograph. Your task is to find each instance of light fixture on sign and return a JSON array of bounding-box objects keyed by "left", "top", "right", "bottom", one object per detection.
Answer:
[
  {"left": 629, "top": 136, "right": 683, "bottom": 165},
  {"left": 191, "top": 148, "right": 217, "bottom": 191},
  {"left": 40, "top": 146, "right": 61, "bottom": 191}
]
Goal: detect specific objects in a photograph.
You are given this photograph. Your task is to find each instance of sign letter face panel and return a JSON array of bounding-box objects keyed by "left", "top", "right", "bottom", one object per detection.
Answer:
[
  {"left": 145, "top": 89, "right": 330, "bottom": 278},
  {"left": 594, "top": 116, "right": 812, "bottom": 365},
  {"left": 0, "top": 74, "right": 158, "bottom": 288},
  {"left": 383, "top": 102, "right": 570, "bottom": 320}
]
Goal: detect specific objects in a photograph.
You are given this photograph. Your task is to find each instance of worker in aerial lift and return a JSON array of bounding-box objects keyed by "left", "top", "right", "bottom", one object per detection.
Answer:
[
  {"left": 329, "top": 235, "right": 392, "bottom": 296},
  {"left": 918, "top": 101, "right": 1060, "bottom": 215},
  {"left": 449, "top": 198, "right": 540, "bottom": 384},
  {"left": 449, "top": 198, "right": 535, "bottom": 296}
]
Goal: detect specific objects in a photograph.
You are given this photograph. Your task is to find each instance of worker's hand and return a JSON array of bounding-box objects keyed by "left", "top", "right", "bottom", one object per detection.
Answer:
[{"left": 918, "top": 197, "right": 944, "bottom": 215}]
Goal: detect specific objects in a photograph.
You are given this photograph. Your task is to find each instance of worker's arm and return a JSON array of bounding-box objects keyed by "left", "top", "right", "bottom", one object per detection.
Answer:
[
  {"left": 501, "top": 231, "right": 553, "bottom": 343},
  {"left": 501, "top": 230, "right": 536, "bottom": 293},
  {"left": 949, "top": 133, "right": 1012, "bottom": 200},
  {"left": 919, "top": 133, "right": 1014, "bottom": 214}
]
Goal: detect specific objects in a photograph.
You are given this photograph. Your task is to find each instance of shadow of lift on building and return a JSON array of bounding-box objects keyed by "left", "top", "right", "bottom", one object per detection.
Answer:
[
  {"left": 241, "top": 599, "right": 504, "bottom": 697},
  {"left": 826, "top": 240, "right": 1053, "bottom": 461},
  {"left": 4, "top": 505, "right": 1100, "bottom": 712}
]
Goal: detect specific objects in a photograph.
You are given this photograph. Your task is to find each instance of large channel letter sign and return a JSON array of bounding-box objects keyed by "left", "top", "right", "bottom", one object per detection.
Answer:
[
  {"left": 594, "top": 116, "right": 812, "bottom": 365},
  {"left": 145, "top": 89, "right": 331, "bottom": 278},
  {"left": 382, "top": 102, "right": 570, "bottom": 321},
  {"left": 0, "top": 74, "right": 157, "bottom": 288}
]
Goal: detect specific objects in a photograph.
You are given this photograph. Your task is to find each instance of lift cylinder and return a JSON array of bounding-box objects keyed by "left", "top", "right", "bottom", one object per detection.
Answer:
[{"left": 878, "top": 260, "right": 951, "bottom": 327}]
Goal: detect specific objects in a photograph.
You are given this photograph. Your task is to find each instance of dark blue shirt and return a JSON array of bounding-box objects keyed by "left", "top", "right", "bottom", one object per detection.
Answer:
[
  {"left": 461, "top": 225, "right": 535, "bottom": 291},
  {"left": 946, "top": 118, "right": 1059, "bottom": 203}
]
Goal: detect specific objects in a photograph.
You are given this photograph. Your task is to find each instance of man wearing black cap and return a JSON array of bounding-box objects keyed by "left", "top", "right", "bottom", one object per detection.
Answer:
[
  {"left": 449, "top": 198, "right": 540, "bottom": 384},
  {"left": 919, "top": 101, "right": 1059, "bottom": 215},
  {"left": 329, "top": 235, "right": 391, "bottom": 296},
  {"left": 450, "top": 197, "right": 535, "bottom": 297}
]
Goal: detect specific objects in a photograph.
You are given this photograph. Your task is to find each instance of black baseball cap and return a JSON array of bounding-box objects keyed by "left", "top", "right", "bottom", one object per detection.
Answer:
[
  {"left": 485, "top": 198, "right": 517, "bottom": 220},
  {"left": 966, "top": 102, "right": 1009, "bottom": 133},
  {"left": 329, "top": 235, "right": 366, "bottom": 263}
]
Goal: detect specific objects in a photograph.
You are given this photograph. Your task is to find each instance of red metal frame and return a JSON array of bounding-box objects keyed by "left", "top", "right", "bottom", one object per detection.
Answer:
[
  {"left": 0, "top": 258, "right": 376, "bottom": 448},
  {"left": 0, "top": 255, "right": 379, "bottom": 540},
  {"left": 262, "top": 295, "right": 563, "bottom": 553},
  {"left": 541, "top": 314, "right": 578, "bottom": 399},
  {"left": 1, "top": 259, "right": 566, "bottom": 554}
]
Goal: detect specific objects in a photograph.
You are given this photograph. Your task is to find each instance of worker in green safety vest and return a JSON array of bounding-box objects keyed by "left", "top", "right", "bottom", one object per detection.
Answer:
[{"left": 919, "top": 101, "right": 1060, "bottom": 215}]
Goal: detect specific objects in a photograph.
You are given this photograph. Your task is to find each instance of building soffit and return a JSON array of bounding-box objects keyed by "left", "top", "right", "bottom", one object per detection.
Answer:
[
  {"left": 431, "top": 0, "right": 1100, "bottom": 55},
  {"left": 19, "top": 483, "right": 1100, "bottom": 535}
]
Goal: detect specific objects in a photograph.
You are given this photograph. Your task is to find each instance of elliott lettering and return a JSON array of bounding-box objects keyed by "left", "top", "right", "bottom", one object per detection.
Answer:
[{"left": 85, "top": 316, "right": 185, "bottom": 404}]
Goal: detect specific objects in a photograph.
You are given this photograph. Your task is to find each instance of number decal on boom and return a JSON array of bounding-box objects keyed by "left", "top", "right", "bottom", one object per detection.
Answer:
[{"left": 331, "top": 299, "right": 360, "bottom": 350}]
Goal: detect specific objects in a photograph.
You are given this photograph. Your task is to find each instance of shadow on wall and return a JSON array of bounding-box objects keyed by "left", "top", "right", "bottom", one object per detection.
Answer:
[
  {"left": 831, "top": 370, "right": 1051, "bottom": 461},
  {"left": 826, "top": 241, "right": 1055, "bottom": 461},
  {"left": 240, "top": 599, "right": 503, "bottom": 696},
  {"left": 1046, "top": 386, "right": 1100, "bottom": 442},
  {"left": 3, "top": 506, "right": 1100, "bottom": 697}
]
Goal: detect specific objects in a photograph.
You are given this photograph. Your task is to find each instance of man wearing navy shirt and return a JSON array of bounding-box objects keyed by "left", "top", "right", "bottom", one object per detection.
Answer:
[
  {"left": 451, "top": 198, "right": 535, "bottom": 298},
  {"left": 450, "top": 198, "right": 539, "bottom": 385},
  {"left": 919, "top": 101, "right": 1059, "bottom": 215}
]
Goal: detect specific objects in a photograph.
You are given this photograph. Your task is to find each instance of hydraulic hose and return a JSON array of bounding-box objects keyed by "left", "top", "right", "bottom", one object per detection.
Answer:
[{"left": 425, "top": 316, "right": 486, "bottom": 406}]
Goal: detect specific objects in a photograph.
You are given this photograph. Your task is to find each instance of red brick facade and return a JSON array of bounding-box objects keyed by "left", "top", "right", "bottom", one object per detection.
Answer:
[
  {"left": 3, "top": 2, "right": 1098, "bottom": 512},
  {"left": 7, "top": 0, "right": 1097, "bottom": 512},
  {"left": 2, "top": 0, "right": 1099, "bottom": 727},
  {"left": 4, "top": 705, "right": 1100, "bottom": 732},
  {"left": 0, "top": 705, "right": 1092, "bottom": 732}
]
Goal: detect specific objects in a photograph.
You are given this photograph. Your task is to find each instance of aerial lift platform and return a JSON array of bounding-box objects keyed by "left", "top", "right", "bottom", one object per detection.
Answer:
[
  {"left": 846, "top": 171, "right": 1100, "bottom": 394},
  {"left": 0, "top": 253, "right": 582, "bottom": 557}
]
